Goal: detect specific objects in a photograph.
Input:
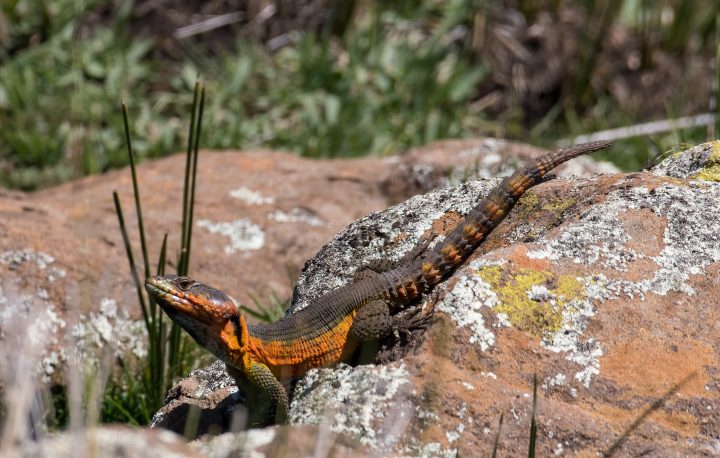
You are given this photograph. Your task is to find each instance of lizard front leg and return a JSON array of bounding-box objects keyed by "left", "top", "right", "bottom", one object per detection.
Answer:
[
  {"left": 246, "top": 362, "right": 289, "bottom": 423},
  {"left": 350, "top": 300, "right": 432, "bottom": 341},
  {"left": 227, "top": 362, "right": 289, "bottom": 424}
]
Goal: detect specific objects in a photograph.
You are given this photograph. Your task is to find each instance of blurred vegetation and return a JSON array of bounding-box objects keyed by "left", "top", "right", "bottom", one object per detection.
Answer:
[{"left": 0, "top": 0, "right": 718, "bottom": 189}]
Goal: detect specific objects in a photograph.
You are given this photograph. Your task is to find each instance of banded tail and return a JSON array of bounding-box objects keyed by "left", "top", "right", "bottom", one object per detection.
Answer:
[{"left": 419, "top": 140, "right": 611, "bottom": 287}]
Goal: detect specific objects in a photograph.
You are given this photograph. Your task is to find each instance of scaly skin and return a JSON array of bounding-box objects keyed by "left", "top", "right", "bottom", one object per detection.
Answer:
[{"left": 145, "top": 140, "right": 611, "bottom": 423}]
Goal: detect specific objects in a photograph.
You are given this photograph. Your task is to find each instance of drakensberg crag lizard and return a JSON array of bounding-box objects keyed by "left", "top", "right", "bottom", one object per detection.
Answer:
[{"left": 145, "top": 140, "right": 611, "bottom": 423}]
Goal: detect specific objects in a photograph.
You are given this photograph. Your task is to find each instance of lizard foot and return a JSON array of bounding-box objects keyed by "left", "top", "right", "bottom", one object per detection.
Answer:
[{"left": 393, "top": 305, "right": 434, "bottom": 341}]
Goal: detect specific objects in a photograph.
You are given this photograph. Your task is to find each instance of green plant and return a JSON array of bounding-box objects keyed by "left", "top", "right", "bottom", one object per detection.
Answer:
[
  {"left": 109, "top": 82, "right": 205, "bottom": 423},
  {"left": 1, "top": 0, "right": 717, "bottom": 187}
]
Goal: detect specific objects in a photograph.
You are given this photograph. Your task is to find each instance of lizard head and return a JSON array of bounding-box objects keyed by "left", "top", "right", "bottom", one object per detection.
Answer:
[{"left": 145, "top": 275, "right": 243, "bottom": 359}]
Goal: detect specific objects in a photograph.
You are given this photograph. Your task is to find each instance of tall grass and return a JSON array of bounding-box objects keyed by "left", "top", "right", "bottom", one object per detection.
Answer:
[{"left": 109, "top": 82, "right": 205, "bottom": 423}]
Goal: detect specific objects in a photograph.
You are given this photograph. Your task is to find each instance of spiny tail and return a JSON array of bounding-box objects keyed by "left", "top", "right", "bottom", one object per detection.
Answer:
[{"left": 419, "top": 140, "right": 611, "bottom": 287}]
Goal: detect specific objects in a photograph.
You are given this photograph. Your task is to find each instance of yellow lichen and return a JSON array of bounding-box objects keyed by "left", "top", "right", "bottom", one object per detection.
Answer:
[
  {"left": 476, "top": 266, "right": 585, "bottom": 337},
  {"left": 693, "top": 141, "right": 720, "bottom": 182},
  {"left": 542, "top": 196, "right": 577, "bottom": 214},
  {"left": 517, "top": 191, "right": 540, "bottom": 216}
]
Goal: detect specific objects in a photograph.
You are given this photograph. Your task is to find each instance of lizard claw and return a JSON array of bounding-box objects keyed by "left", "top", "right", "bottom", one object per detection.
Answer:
[{"left": 393, "top": 305, "right": 434, "bottom": 341}]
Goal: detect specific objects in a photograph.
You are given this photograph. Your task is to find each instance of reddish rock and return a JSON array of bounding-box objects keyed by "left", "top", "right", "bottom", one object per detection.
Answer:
[
  {"left": 152, "top": 142, "right": 720, "bottom": 456},
  {"left": 0, "top": 139, "right": 611, "bottom": 380}
]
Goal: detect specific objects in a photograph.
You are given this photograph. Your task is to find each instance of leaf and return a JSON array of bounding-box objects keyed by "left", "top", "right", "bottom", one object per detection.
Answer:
[{"left": 448, "top": 65, "right": 486, "bottom": 103}]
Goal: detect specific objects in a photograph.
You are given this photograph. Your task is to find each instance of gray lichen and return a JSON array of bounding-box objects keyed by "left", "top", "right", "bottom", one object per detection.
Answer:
[
  {"left": 652, "top": 141, "right": 717, "bottom": 179},
  {"left": 291, "top": 179, "right": 500, "bottom": 313},
  {"left": 290, "top": 362, "right": 412, "bottom": 449}
]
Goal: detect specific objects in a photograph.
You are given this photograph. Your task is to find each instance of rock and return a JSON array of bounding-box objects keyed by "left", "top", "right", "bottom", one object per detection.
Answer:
[
  {"left": 19, "top": 426, "right": 198, "bottom": 457},
  {"left": 154, "top": 141, "right": 720, "bottom": 456},
  {"left": 380, "top": 138, "right": 619, "bottom": 203},
  {"left": 191, "top": 424, "right": 369, "bottom": 457},
  {"left": 151, "top": 361, "right": 242, "bottom": 438},
  {"left": 16, "top": 423, "right": 367, "bottom": 457},
  {"left": 0, "top": 139, "right": 611, "bottom": 381}
]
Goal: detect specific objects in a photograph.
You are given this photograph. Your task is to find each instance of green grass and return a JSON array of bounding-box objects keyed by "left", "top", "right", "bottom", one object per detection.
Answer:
[
  {"left": 102, "top": 83, "right": 288, "bottom": 425},
  {"left": 105, "top": 82, "right": 206, "bottom": 424},
  {"left": 1, "top": 0, "right": 716, "bottom": 190}
]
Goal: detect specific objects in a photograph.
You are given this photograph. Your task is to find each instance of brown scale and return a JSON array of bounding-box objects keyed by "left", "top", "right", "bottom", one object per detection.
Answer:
[
  {"left": 404, "top": 141, "right": 612, "bottom": 309},
  {"left": 390, "top": 275, "right": 423, "bottom": 302}
]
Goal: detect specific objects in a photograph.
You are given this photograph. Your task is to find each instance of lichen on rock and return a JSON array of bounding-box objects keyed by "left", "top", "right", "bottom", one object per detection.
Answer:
[{"left": 150, "top": 142, "right": 720, "bottom": 456}]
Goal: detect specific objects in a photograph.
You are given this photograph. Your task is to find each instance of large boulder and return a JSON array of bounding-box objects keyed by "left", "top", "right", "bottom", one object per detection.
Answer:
[
  {"left": 153, "top": 142, "right": 720, "bottom": 456},
  {"left": 0, "top": 139, "right": 611, "bottom": 380}
]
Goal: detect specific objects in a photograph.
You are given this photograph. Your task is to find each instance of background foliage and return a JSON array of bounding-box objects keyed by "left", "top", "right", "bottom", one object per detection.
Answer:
[{"left": 0, "top": 0, "right": 717, "bottom": 190}]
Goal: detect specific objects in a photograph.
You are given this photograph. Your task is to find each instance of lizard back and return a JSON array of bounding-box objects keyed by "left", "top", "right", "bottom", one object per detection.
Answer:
[{"left": 244, "top": 140, "right": 611, "bottom": 374}]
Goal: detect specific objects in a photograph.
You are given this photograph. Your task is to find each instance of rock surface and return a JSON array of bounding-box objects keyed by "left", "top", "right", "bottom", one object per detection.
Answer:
[
  {"left": 0, "top": 138, "right": 612, "bottom": 380},
  {"left": 18, "top": 426, "right": 199, "bottom": 458},
  {"left": 17, "top": 424, "right": 367, "bottom": 457},
  {"left": 154, "top": 142, "right": 720, "bottom": 456}
]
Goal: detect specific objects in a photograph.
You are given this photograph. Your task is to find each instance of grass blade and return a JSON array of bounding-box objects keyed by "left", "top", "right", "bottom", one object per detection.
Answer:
[
  {"left": 179, "top": 81, "right": 202, "bottom": 275},
  {"left": 183, "top": 84, "right": 206, "bottom": 273},
  {"left": 121, "top": 102, "right": 151, "bottom": 280},
  {"left": 157, "top": 233, "right": 168, "bottom": 276},
  {"left": 490, "top": 413, "right": 504, "bottom": 458},
  {"left": 112, "top": 191, "right": 150, "bottom": 333},
  {"left": 170, "top": 80, "right": 205, "bottom": 382},
  {"left": 714, "top": 38, "right": 720, "bottom": 140},
  {"left": 528, "top": 373, "right": 537, "bottom": 458},
  {"left": 155, "top": 233, "right": 169, "bottom": 393}
]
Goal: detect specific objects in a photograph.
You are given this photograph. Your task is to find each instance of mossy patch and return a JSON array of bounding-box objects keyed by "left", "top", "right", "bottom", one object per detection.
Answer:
[
  {"left": 517, "top": 191, "right": 540, "bottom": 216},
  {"left": 693, "top": 141, "right": 720, "bottom": 182},
  {"left": 476, "top": 266, "right": 585, "bottom": 337},
  {"left": 542, "top": 196, "right": 577, "bottom": 213}
]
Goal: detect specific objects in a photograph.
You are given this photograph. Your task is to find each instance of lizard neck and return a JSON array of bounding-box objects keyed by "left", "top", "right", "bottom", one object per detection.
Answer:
[{"left": 223, "top": 315, "right": 265, "bottom": 374}]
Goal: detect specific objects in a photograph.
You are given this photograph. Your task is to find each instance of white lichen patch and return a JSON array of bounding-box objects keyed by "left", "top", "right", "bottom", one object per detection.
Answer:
[
  {"left": 636, "top": 184, "right": 720, "bottom": 295},
  {"left": 290, "top": 362, "right": 411, "bottom": 448},
  {"left": 540, "top": 280, "right": 602, "bottom": 388},
  {"left": 526, "top": 188, "right": 642, "bottom": 271},
  {"left": 197, "top": 218, "right": 265, "bottom": 254},
  {"left": 458, "top": 381, "right": 475, "bottom": 390},
  {"left": 0, "top": 285, "right": 68, "bottom": 381},
  {"left": 445, "top": 430, "right": 460, "bottom": 443},
  {"left": 0, "top": 249, "right": 67, "bottom": 283},
  {"left": 229, "top": 186, "right": 275, "bottom": 205},
  {"left": 268, "top": 208, "right": 325, "bottom": 227},
  {"left": 198, "top": 428, "right": 277, "bottom": 458},
  {"left": 545, "top": 373, "right": 567, "bottom": 388},
  {"left": 0, "top": 282, "right": 146, "bottom": 382},
  {"left": 528, "top": 284, "right": 550, "bottom": 301},
  {"left": 439, "top": 259, "right": 500, "bottom": 350},
  {"left": 71, "top": 298, "right": 147, "bottom": 360},
  {"left": 528, "top": 184, "right": 720, "bottom": 295},
  {"left": 399, "top": 441, "right": 457, "bottom": 458}
]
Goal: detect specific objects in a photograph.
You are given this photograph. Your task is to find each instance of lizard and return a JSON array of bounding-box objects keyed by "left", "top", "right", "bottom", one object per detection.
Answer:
[{"left": 144, "top": 140, "right": 611, "bottom": 424}]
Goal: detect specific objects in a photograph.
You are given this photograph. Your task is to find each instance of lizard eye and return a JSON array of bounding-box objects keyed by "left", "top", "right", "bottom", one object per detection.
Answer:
[{"left": 177, "top": 278, "right": 195, "bottom": 291}]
